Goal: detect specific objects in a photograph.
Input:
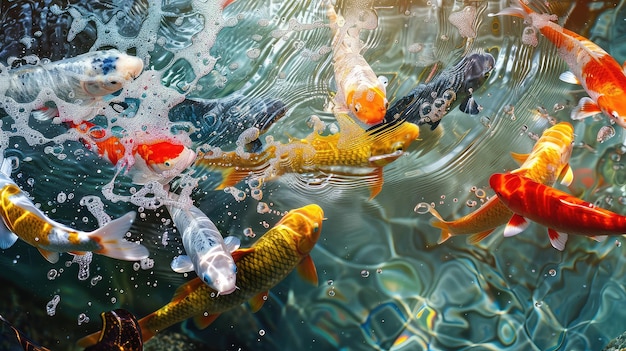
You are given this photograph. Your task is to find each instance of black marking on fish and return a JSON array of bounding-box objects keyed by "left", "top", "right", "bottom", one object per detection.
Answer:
[
  {"left": 369, "top": 51, "right": 495, "bottom": 131},
  {"left": 83, "top": 309, "right": 142, "bottom": 351}
]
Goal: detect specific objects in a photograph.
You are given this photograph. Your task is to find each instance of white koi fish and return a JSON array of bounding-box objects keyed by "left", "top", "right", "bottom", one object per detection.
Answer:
[
  {"left": 167, "top": 202, "right": 240, "bottom": 295},
  {"left": 0, "top": 158, "right": 149, "bottom": 263},
  {"left": 2, "top": 49, "right": 143, "bottom": 119},
  {"left": 327, "top": 3, "right": 388, "bottom": 125}
]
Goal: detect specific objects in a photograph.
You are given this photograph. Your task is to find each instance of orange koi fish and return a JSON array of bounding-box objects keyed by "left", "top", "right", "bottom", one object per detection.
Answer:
[
  {"left": 77, "top": 204, "right": 323, "bottom": 346},
  {"left": 328, "top": 3, "right": 388, "bottom": 125},
  {"left": 68, "top": 121, "right": 197, "bottom": 185},
  {"left": 428, "top": 122, "right": 574, "bottom": 244},
  {"left": 490, "top": 172, "right": 626, "bottom": 250},
  {"left": 0, "top": 158, "right": 148, "bottom": 263},
  {"left": 195, "top": 115, "right": 420, "bottom": 199},
  {"left": 491, "top": 0, "right": 626, "bottom": 128}
]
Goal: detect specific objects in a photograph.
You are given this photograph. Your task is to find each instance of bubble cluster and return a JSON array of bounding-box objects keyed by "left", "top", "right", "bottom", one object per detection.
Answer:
[{"left": 46, "top": 295, "right": 61, "bottom": 316}]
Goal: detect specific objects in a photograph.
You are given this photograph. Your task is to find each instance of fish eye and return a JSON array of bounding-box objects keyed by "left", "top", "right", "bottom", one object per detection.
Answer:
[
  {"left": 163, "top": 161, "right": 172, "bottom": 168},
  {"left": 312, "top": 223, "right": 319, "bottom": 232},
  {"left": 392, "top": 142, "right": 404, "bottom": 152}
]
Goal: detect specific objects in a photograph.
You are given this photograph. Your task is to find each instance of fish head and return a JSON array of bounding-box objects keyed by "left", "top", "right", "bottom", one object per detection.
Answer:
[
  {"left": 276, "top": 204, "right": 324, "bottom": 256},
  {"left": 199, "top": 250, "right": 238, "bottom": 295},
  {"left": 598, "top": 96, "right": 626, "bottom": 130},
  {"left": 135, "top": 142, "right": 197, "bottom": 179},
  {"left": 489, "top": 172, "right": 523, "bottom": 202},
  {"left": 80, "top": 50, "right": 144, "bottom": 97},
  {"left": 347, "top": 83, "right": 388, "bottom": 125},
  {"left": 367, "top": 121, "right": 420, "bottom": 166},
  {"left": 462, "top": 52, "right": 496, "bottom": 90}
]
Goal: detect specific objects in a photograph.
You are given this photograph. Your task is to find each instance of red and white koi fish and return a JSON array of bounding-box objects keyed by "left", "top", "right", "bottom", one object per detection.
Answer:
[
  {"left": 0, "top": 158, "right": 149, "bottom": 263},
  {"left": 491, "top": 0, "right": 626, "bottom": 128},
  {"left": 489, "top": 172, "right": 626, "bottom": 251},
  {"left": 68, "top": 121, "right": 197, "bottom": 185},
  {"left": 428, "top": 122, "right": 574, "bottom": 244},
  {"left": 327, "top": 3, "right": 388, "bottom": 125}
]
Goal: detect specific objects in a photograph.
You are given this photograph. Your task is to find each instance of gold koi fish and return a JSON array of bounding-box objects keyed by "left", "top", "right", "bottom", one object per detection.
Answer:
[
  {"left": 77, "top": 204, "right": 323, "bottom": 346},
  {"left": 427, "top": 122, "right": 574, "bottom": 244},
  {"left": 0, "top": 158, "right": 149, "bottom": 263},
  {"left": 195, "top": 115, "right": 420, "bottom": 199}
]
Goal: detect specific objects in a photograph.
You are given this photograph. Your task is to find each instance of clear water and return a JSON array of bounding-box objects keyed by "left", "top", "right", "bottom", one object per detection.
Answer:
[{"left": 1, "top": 0, "right": 626, "bottom": 350}]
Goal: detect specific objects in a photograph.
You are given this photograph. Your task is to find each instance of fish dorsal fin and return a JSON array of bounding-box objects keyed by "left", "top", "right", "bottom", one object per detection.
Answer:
[
  {"left": 559, "top": 71, "right": 580, "bottom": 85},
  {"left": 38, "top": 248, "right": 59, "bottom": 264},
  {"left": 223, "top": 236, "right": 241, "bottom": 252},
  {"left": 172, "top": 278, "right": 204, "bottom": 303},
  {"left": 296, "top": 255, "right": 318, "bottom": 286},
  {"left": 335, "top": 113, "right": 369, "bottom": 148},
  {"left": 503, "top": 214, "right": 529, "bottom": 237},
  {"left": 548, "top": 228, "right": 568, "bottom": 251},
  {"left": 170, "top": 255, "right": 194, "bottom": 273},
  {"left": 558, "top": 165, "right": 574, "bottom": 186},
  {"left": 510, "top": 152, "right": 529, "bottom": 165},
  {"left": 231, "top": 247, "right": 255, "bottom": 262},
  {"left": 0, "top": 219, "right": 18, "bottom": 249},
  {"left": 248, "top": 291, "right": 268, "bottom": 313},
  {"left": 193, "top": 313, "right": 220, "bottom": 330}
]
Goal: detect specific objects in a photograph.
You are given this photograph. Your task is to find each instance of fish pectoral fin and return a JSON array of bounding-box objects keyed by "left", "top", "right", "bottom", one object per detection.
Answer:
[
  {"left": 248, "top": 291, "right": 268, "bottom": 313},
  {"left": 170, "top": 255, "right": 195, "bottom": 273},
  {"left": 0, "top": 219, "right": 18, "bottom": 249},
  {"left": 429, "top": 120, "right": 441, "bottom": 130},
  {"left": 38, "top": 248, "right": 59, "bottom": 264},
  {"left": 559, "top": 71, "right": 580, "bottom": 85},
  {"left": 592, "top": 235, "right": 608, "bottom": 242},
  {"left": 297, "top": 255, "right": 318, "bottom": 286},
  {"left": 558, "top": 165, "right": 574, "bottom": 186},
  {"left": 467, "top": 229, "right": 496, "bottom": 245},
  {"left": 548, "top": 228, "right": 568, "bottom": 251},
  {"left": 231, "top": 247, "right": 255, "bottom": 262},
  {"left": 510, "top": 152, "right": 529, "bottom": 165},
  {"left": 367, "top": 168, "right": 384, "bottom": 200},
  {"left": 193, "top": 313, "right": 220, "bottom": 329},
  {"left": 503, "top": 214, "right": 529, "bottom": 237},
  {"left": 223, "top": 236, "right": 241, "bottom": 252},
  {"left": 571, "top": 97, "right": 601, "bottom": 120}
]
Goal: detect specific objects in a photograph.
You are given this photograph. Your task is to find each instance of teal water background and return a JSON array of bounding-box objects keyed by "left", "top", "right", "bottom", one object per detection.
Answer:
[{"left": 2, "top": 0, "right": 626, "bottom": 350}]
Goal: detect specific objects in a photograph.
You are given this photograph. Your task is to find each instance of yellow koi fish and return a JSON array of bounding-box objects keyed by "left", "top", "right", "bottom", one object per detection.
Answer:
[
  {"left": 428, "top": 122, "right": 574, "bottom": 244},
  {"left": 77, "top": 204, "right": 323, "bottom": 346},
  {"left": 328, "top": 3, "right": 388, "bottom": 125},
  {"left": 195, "top": 115, "right": 420, "bottom": 199},
  {"left": 0, "top": 158, "right": 149, "bottom": 263}
]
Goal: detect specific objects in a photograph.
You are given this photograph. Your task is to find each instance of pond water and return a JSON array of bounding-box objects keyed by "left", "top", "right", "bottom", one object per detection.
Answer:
[{"left": 1, "top": 0, "right": 626, "bottom": 350}]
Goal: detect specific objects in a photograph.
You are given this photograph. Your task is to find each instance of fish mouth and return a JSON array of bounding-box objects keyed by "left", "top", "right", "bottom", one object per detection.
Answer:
[{"left": 217, "top": 285, "right": 237, "bottom": 295}]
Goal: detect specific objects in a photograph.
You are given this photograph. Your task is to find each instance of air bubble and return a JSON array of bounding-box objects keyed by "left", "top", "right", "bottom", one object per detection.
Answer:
[
  {"left": 47, "top": 269, "right": 58, "bottom": 280},
  {"left": 360, "top": 270, "right": 370, "bottom": 278},
  {"left": 77, "top": 313, "right": 90, "bottom": 325},
  {"left": 413, "top": 202, "right": 431, "bottom": 214},
  {"left": 46, "top": 295, "right": 61, "bottom": 316}
]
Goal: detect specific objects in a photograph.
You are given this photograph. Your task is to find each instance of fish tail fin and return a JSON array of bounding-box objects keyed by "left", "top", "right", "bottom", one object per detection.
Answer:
[
  {"left": 137, "top": 313, "right": 157, "bottom": 342},
  {"left": 467, "top": 229, "right": 495, "bottom": 245},
  {"left": 427, "top": 206, "right": 454, "bottom": 244},
  {"left": 91, "top": 212, "right": 150, "bottom": 261},
  {"left": 489, "top": 0, "right": 531, "bottom": 19}
]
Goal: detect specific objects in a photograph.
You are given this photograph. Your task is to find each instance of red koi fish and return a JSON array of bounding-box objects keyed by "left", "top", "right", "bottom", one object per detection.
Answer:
[
  {"left": 491, "top": 0, "right": 626, "bottom": 128},
  {"left": 428, "top": 122, "right": 574, "bottom": 244},
  {"left": 68, "top": 121, "right": 196, "bottom": 184},
  {"left": 489, "top": 172, "right": 626, "bottom": 251}
]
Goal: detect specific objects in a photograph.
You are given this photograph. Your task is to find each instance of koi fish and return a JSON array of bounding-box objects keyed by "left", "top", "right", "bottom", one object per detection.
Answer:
[
  {"left": 428, "top": 122, "right": 574, "bottom": 244},
  {"left": 378, "top": 51, "right": 495, "bottom": 130},
  {"left": 327, "top": 3, "right": 388, "bottom": 125},
  {"left": 168, "top": 94, "right": 287, "bottom": 152},
  {"left": 167, "top": 201, "right": 240, "bottom": 295},
  {"left": 490, "top": 172, "right": 626, "bottom": 250},
  {"left": 2, "top": 50, "right": 143, "bottom": 119},
  {"left": 77, "top": 204, "right": 323, "bottom": 346},
  {"left": 0, "top": 313, "right": 51, "bottom": 351},
  {"left": 195, "top": 114, "right": 420, "bottom": 199},
  {"left": 0, "top": 158, "right": 149, "bottom": 263},
  {"left": 491, "top": 0, "right": 626, "bottom": 128},
  {"left": 82, "top": 309, "right": 143, "bottom": 351},
  {"left": 68, "top": 121, "right": 197, "bottom": 185}
]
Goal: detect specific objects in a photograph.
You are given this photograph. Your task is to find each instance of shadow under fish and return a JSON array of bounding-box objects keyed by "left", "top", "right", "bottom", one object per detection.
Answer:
[
  {"left": 372, "top": 51, "right": 495, "bottom": 131},
  {"left": 168, "top": 93, "right": 287, "bottom": 152},
  {"left": 0, "top": 309, "right": 142, "bottom": 351}
]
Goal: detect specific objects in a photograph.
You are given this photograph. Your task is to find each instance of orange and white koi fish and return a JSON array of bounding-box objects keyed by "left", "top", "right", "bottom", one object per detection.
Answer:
[
  {"left": 195, "top": 115, "right": 420, "bottom": 199},
  {"left": 490, "top": 172, "right": 626, "bottom": 250},
  {"left": 68, "top": 121, "right": 197, "bottom": 185},
  {"left": 327, "top": 3, "right": 388, "bottom": 125},
  {"left": 77, "top": 204, "right": 323, "bottom": 346},
  {"left": 428, "top": 122, "right": 574, "bottom": 244},
  {"left": 0, "top": 158, "right": 149, "bottom": 263},
  {"left": 491, "top": 1, "right": 626, "bottom": 128}
]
